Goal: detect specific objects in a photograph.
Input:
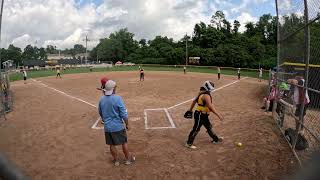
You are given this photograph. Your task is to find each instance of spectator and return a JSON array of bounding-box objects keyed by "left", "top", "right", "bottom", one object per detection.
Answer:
[{"left": 287, "top": 76, "right": 310, "bottom": 131}]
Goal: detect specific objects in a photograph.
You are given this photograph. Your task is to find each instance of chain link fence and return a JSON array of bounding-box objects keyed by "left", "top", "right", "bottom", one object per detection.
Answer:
[
  {"left": 273, "top": 0, "right": 320, "bottom": 164},
  {"left": 0, "top": 71, "right": 13, "bottom": 121}
]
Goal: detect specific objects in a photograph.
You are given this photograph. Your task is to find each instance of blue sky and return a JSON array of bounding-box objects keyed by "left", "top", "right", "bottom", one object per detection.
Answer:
[{"left": 2, "top": 0, "right": 277, "bottom": 49}]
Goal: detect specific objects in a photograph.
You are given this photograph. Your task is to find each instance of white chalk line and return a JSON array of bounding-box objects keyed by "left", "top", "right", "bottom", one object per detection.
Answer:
[
  {"left": 144, "top": 108, "right": 176, "bottom": 129},
  {"left": 31, "top": 79, "right": 104, "bottom": 130},
  {"left": 144, "top": 110, "right": 148, "bottom": 130},
  {"left": 164, "top": 108, "right": 176, "bottom": 128},
  {"left": 145, "top": 108, "right": 166, "bottom": 111},
  {"left": 32, "top": 79, "right": 97, "bottom": 108},
  {"left": 91, "top": 117, "right": 103, "bottom": 130},
  {"left": 167, "top": 77, "right": 248, "bottom": 110},
  {"left": 92, "top": 116, "right": 141, "bottom": 130},
  {"left": 145, "top": 77, "right": 248, "bottom": 129},
  {"left": 146, "top": 126, "right": 176, "bottom": 130}
]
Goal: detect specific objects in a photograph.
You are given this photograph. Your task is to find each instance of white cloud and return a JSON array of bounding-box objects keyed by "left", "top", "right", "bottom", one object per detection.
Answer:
[
  {"left": 235, "top": 12, "right": 258, "bottom": 32},
  {"left": 278, "top": 0, "right": 291, "bottom": 11},
  {"left": 0, "top": 0, "right": 270, "bottom": 50},
  {"left": 11, "top": 34, "right": 35, "bottom": 48}
]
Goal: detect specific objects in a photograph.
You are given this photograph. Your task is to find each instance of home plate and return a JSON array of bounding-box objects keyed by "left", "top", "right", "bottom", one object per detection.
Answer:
[{"left": 131, "top": 117, "right": 141, "bottom": 121}]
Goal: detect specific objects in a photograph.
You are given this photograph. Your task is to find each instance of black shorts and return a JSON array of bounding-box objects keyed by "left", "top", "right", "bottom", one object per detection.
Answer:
[
  {"left": 23, "top": 77, "right": 27, "bottom": 80},
  {"left": 268, "top": 100, "right": 274, "bottom": 111},
  {"left": 105, "top": 129, "right": 127, "bottom": 145}
]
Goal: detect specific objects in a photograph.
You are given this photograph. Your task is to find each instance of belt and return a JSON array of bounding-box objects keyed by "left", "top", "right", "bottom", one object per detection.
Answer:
[{"left": 195, "top": 110, "right": 209, "bottom": 115}]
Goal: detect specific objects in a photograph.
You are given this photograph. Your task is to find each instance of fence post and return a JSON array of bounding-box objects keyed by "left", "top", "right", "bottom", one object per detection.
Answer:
[{"left": 292, "top": 0, "right": 310, "bottom": 150}]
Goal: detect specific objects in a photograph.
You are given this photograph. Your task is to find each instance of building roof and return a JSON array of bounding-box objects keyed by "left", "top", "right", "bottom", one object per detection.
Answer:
[
  {"left": 57, "top": 59, "right": 80, "bottom": 65},
  {"left": 23, "top": 60, "right": 46, "bottom": 66},
  {"left": 47, "top": 54, "right": 73, "bottom": 60}
]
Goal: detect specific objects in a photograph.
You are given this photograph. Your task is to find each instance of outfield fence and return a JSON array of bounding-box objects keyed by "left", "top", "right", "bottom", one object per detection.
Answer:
[{"left": 273, "top": 0, "right": 320, "bottom": 164}]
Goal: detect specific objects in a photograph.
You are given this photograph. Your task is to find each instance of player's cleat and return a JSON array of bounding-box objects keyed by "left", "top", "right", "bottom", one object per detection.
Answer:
[
  {"left": 112, "top": 159, "right": 120, "bottom": 166},
  {"left": 185, "top": 143, "right": 197, "bottom": 149},
  {"left": 124, "top": 155, "right": 136, "bottom": 165},
  {"left": 212, "top": 137, "right": 224, "bottom": 144}
]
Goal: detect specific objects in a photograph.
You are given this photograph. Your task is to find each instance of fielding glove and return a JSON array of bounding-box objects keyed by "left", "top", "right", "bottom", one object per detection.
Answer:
[{"left": 184, "top": 111, "right": 193, "bottom": 119}]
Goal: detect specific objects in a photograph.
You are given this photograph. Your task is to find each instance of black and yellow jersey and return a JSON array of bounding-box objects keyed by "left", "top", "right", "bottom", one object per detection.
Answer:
[{"left": 195, "top": 92, "right": 212, "bottom": 114}]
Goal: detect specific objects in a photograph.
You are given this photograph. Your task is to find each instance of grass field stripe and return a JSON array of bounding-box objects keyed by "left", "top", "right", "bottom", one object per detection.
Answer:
[
  {"left": 167, "top": 77, "right": 248, "bottom": 110},
  {"left": 32, "top": 79, "right": 97, "bottom": 108},
  {"left": 164, "top": 108, "right": 176, "bottom": 128}
]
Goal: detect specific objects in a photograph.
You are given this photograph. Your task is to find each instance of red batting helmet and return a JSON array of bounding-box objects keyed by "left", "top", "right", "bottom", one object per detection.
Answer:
[{"left": 100, "top": 77, "right": 109, "bottom": 88}]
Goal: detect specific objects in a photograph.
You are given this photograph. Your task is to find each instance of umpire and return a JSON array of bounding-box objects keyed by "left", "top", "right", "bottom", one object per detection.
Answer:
[{"left": 184, "top": 81, "right": 224, "bottom": 149}]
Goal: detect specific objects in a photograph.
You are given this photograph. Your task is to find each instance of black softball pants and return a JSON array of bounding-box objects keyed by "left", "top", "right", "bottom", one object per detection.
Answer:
[{"left": 187, "top": 111, "right": 219, "bottom": 145}]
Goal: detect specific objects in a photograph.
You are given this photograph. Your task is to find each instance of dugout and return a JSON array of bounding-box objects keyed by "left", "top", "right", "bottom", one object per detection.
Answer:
[
  {"left": 23, "top": 60, "right": 46, "bottom": 68},
  {"left": 57, "top": 58, "right": 80, "bottom": 65},
  {"left": 280, "top": 62, "right": 320, "bottom": 108}
]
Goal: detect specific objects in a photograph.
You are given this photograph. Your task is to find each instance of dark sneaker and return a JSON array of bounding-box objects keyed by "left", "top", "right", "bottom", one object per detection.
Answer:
[{"left": 212, "top": 137, "right": 224, "bottom": 144}]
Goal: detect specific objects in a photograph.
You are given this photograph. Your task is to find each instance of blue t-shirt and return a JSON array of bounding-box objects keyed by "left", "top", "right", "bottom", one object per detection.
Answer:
[{"left": 98, "top": 95, "right": 128, "bottom": 132}]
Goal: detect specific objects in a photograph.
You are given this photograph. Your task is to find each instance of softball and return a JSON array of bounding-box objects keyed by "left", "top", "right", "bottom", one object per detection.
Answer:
[{"left": 236, "top": 142, "right": 243, "bottom": 147}]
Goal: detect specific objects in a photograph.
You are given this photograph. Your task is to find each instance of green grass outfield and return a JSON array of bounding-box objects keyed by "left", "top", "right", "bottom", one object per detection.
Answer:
[{"left": 9, "top": 65, "right": 269, "bottom": 82}]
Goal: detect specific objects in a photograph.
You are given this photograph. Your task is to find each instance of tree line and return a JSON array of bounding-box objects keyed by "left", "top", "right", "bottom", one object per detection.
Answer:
[
  {"left": 90, "top": 11, "right": 278, "bottom": 69},
  {"left": 0, "top": 43, "right": 86, "bottom": 67}
]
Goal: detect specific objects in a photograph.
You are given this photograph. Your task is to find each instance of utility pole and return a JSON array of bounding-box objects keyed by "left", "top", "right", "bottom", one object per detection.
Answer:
[
  {"left": 83, "top": 35, "right": 90, "bottom": 64},
  {"left": 96, "top": 52, "right": 98, "bottom": 64},
  {"left": 0, "top": 0, "right": 4, "bottom": 72},
  {"left": 185, "top": 33, "right": 188, "bottom": 66}
]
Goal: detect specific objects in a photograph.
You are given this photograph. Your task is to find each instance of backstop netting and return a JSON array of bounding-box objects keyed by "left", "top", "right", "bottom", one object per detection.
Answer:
[{"left": 274, "top": 0, "right": 320, "bottom": 164}]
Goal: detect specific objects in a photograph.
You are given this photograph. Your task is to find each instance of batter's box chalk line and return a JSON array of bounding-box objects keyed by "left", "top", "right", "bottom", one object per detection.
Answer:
[
  {"left": 144, "top": 78, "right": 247, "bottom": 130},
  {"left": 144, "top": 108, "right": 176, "bottom": 130},
  {"left": 91, "top": 117, "right": 141, "bottom": 130}
]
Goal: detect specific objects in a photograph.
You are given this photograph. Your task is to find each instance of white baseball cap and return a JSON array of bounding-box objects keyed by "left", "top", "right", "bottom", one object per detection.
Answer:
[{"left": 103, "top": 80, "right": 116, "bottom": 95}]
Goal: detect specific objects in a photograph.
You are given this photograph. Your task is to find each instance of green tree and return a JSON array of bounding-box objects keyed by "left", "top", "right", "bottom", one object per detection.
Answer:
[
  {"left": 6, "top": 44, "right": 22, "bottom": 65},
  {"left": 88, "top": 12, "right": 280, "bottom": 69},
  {"left": 39, "top": 47, "right": 47, "bottom": 60},
  {"left": 22, "top": 45, "right": 37, "bottom": 60},
  {"left": 46, "top": 45, "right": 56, "bottom": 54},
  {"left": 233, "top": 20, "right": 241, "bottom": 34},
  {"left": 244, "top": 22, "right": 256, "bottom": 37},
  {"left": 73, "top": 44, "right": 86, "bottom": 54},
  {"left": 211, "top": 11, "right": 225, "bottom": 29},
  {"left": 139, "top": 39, "right": 147, "bottom": 47}
]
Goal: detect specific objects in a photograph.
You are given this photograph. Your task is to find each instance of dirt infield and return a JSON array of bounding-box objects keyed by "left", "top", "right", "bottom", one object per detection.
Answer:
[{"left": 0, "top": 71, "right": 296, "bottom": 179}]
